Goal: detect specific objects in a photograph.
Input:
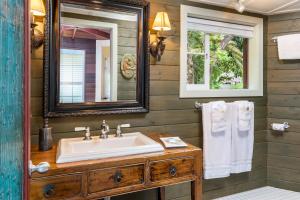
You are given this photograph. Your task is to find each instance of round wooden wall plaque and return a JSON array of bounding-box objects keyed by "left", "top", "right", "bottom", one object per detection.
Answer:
[{"left": 120, "top": 54, "right": 136, "bottom": 79}]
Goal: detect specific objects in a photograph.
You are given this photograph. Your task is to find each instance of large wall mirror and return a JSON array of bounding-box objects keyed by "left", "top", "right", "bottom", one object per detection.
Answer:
[{"left": 44, "top": 0, "right": 149, "bottom": 117}]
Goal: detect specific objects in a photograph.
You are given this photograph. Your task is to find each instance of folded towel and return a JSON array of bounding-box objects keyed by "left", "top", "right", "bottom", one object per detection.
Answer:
[
  {"left": 237, "top": 101, "right": 254, "bottom": 132},
  {"left": 211, "top": 101, "right": 227, "bottom": 133},
  {"left": 203, "top": 102, "right": 232, "bottom": 179},
  {"left": 231, "top": 101, "right": 254, "bottom": 173},
  {"left": 277, "top": 34, "right": 300, "bottom": 60}
]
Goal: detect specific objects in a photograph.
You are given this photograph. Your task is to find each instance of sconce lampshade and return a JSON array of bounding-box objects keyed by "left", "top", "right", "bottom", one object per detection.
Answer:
[
  {"left": 31, "top": 0, "right": 46, "bottom": 16},
  {"left": 152, "top": 12, "right": 171, "bottom": 31}
]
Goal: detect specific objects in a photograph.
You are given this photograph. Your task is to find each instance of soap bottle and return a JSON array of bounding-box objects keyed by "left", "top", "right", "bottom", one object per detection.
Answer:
[{"left": 39, "top": 118, "right": 53, "bottom": 151}]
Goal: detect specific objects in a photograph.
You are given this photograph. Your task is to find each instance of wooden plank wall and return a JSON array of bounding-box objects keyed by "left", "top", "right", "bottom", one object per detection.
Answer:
[
  {"left": 267, "top": 13, "right": 300, "bottom": 191},
  {"left": 30, "top": 0, "right": 268, "bottom": 199},
  {"left": 0, "top": 0, "right": 24, "bottom": 199}
]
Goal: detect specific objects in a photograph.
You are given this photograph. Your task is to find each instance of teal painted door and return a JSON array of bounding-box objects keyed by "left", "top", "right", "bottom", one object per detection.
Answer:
[{"left": 0, "top": 0, "right": 25, "bottom": 199}]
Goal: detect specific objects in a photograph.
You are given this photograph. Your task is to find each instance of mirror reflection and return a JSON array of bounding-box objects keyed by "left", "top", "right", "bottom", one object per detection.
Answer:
[{"left": 59, "top": 4, "right": 138, "bottom": 103}]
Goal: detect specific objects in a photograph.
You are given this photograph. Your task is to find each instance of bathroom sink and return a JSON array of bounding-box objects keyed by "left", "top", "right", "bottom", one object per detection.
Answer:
[{"left": 56, "top": 132, "right": 164, "bottom": 163}]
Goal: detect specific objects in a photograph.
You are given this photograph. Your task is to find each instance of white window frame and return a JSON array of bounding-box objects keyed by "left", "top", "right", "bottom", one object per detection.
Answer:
[
  {"left": 180, "top": 5, "right": 264, "bottom": 98},
  {"left": 95, "top": 40, "right": 111, "bottom": 102}
]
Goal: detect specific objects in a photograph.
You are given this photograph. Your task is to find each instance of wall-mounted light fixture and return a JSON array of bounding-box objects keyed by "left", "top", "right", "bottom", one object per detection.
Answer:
[
  {"left": 235, "top": 0, "right": 246, "bottom": 13},
  {"left": 150, "top": 12, "right": 171, "bottom": 61},
  {"left": 31, "top": 0, "right": 46, "bottom": 49}
]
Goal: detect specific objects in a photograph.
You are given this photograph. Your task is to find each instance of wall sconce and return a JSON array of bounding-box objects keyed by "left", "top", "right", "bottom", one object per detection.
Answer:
[
  {"left": 235, "top": 0, "right": 246, "bottom": 13},
  {"left": 31, "top": 0, "right": 46, "bottom": 49},
  {"left": 150, "top": 12, "right": 171, "bottom": 61}
]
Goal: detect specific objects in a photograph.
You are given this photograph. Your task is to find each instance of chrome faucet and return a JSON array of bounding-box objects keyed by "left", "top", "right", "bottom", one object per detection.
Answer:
[
  {"left": 115, "top": 124, "right": 131, "bottom": 137},
  {"left": 75, "top": 126, "right": 92, "bottom": 140},
  {"left": 100, "top": 120, "right": 110, "bottom": 139}
]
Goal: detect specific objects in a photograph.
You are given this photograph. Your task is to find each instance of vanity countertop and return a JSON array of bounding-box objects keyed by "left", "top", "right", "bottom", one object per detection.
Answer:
[
  {"left": 30, "top": 133, "right": 202, "bottom": 200},
  {"left": 31, "top": 133, "right": 202, "bottom": 178}
]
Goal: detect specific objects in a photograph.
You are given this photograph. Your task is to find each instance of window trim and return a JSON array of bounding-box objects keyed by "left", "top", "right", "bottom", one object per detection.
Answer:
[{"left": 180, "top": 5, "right": 264, "bottom": 98}]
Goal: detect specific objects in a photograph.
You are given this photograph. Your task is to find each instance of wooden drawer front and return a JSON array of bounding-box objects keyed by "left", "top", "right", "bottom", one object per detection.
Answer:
[
  {"left": 30, "top": 174, "right": 83, "bottom": 200},
  {"left": 150, "top": 157, "right": 194, "bottom": 182},
  {"left": 88, "top": 164, "right": 144, "bottom": 194}
]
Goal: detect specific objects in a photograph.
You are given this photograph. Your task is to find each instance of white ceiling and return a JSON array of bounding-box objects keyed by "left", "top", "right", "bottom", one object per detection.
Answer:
[{"left": 189, "top": 0, "right": 300, "bottom": 15}]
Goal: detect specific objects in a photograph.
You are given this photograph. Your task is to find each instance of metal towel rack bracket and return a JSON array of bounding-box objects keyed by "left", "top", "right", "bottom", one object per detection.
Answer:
[
  {"left": 195, "top": 101, "right": 203, "bottom": 110},
  {"left": 272, "top": 36, "right": 278, "bottom": 43}
]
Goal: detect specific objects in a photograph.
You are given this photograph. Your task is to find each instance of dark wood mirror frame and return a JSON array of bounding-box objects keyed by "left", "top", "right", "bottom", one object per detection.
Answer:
[{"left": 44, "top": 0, "right": 150, "bottom": 117}]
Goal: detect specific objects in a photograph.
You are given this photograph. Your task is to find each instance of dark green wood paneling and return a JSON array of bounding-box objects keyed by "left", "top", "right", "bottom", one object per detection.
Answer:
[
  {"left": 267, "top": 12, "right": 300, "bottom": 192},
  {"left": 30, "top": 0, "right": 267, "bottom": 199},
  {"left": 0, "top": 0, "right": 24, "bottom": 199}
]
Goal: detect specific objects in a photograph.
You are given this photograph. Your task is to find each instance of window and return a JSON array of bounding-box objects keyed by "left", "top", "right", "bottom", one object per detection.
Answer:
[
  {"left": 180, "top": 5, "right": 263, "bottom": 97},
  {"left": 60, "top": 49, "right": 85, "bottom": 103}
]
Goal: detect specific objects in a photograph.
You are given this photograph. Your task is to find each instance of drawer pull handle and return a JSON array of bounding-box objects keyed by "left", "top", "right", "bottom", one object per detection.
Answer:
[
  {"left": 43, "top": 184, "right": 55, "bottom": 198},
  {"left": 114, "top": 171, "right": 123, "bottom": 183},
  {"left": 169, "top": 166, "right": 177, "bottom": 177}
]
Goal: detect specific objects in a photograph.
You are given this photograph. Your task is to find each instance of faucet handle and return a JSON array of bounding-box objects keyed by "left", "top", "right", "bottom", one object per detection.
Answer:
[
  {"left": 116, "top": 124, "right": 131, "bottom": 137},
  {"left": 75, "top": 127, "right": 91, "bottom": 140},
  {"left": 75, "top": 127, "right": 88, "bottom": 132},
  {"left": 119, "top": 124, "right": 131, "bottom": 128}
]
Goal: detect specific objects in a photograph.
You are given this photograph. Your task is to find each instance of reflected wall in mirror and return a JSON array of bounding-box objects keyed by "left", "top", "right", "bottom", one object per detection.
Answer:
[
  {"left": 60, "top": 4, "right": 138, "bottom": 103},
  {"left": 44, "top": 0, "right": 149, "bottom": 116}
]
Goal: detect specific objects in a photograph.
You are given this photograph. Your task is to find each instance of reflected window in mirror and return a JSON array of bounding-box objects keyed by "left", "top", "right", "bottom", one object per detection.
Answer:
[{"left": 60, "top": 49, "right": 85, "bottom": 103}]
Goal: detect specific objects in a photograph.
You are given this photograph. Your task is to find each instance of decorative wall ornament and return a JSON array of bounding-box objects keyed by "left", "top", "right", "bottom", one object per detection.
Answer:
[{"left": 120, "top": 54, "right": 137, "bottom": 79}]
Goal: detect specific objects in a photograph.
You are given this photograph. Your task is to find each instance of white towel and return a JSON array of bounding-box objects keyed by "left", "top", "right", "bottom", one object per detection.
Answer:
[
  {"left": 231, "top": 101, "right": 254, "bottom": 174},
  {"left": 211, "top": 101, "right": 227, "bottom": 133},
  {"left": 203, "top": 102, "right": 232, "bottom": 179},
  {"left": 277, "top": 34, "right": 300, "bottom": 60},
  {"left": 237, "top": 101, "right": 254, "bottom": 132}
]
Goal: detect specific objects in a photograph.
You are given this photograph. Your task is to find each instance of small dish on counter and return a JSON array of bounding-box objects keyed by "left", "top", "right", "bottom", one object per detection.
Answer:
[{"left": 160, "top": 137, "right": 188, "bottom": 148}]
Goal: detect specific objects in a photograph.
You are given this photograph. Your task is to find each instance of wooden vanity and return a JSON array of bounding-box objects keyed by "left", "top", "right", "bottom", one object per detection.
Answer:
[{"left": 30, "top": 133, "right": 202, "bottom": 200}]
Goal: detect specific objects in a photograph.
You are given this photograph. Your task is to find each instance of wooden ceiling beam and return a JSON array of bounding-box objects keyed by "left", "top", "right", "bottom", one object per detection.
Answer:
[{"left": 61, "top": 25, "right": 110, "bottom": 40}]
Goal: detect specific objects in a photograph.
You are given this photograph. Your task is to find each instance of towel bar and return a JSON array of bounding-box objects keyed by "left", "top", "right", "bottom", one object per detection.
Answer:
[{"left": 195, "top": 101, "right": 255, "bottom": 110}]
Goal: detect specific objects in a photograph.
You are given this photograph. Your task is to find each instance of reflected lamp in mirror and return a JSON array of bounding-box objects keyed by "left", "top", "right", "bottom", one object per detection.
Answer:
[
  {"left": 150, "top": 12, "right": 171, "bottom": 61},
  {"left": 30, "top": 0, "right": 45, "bottom": 48}
]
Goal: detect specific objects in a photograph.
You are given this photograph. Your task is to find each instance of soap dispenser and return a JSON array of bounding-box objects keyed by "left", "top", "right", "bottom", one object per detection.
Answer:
[{"left": 39, "top": 118, "right": 53, "bottom": 151}]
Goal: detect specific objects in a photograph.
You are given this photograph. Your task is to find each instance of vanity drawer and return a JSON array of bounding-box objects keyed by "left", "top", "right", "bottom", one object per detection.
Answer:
[
  {"left": 88, "top": 164, "right": 144, "bottom": 194},
  {"left": 30, "top": 174, "right": 83, "bottom": 200},
  {"left": 150, "top": 157, "right": 194, "bottom": 182}
]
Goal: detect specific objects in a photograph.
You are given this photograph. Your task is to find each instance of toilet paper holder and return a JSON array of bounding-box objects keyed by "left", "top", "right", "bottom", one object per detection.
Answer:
[{"left": 271, "top": 122, "right": 290, "bottom": 131}]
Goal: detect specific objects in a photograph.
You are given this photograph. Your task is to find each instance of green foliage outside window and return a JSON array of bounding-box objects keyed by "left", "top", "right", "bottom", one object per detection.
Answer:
[
  {"left": 187, "top": 31, "right": 205, "bottom": 84},
  {"left": 187, "top": 30, "right": 245, "bottom": 89}
]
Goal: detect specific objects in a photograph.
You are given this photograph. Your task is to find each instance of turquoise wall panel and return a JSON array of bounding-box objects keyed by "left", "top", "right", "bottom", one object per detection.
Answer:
[{"left": 0, "top": 0, "right": 24, "bottom": 199}]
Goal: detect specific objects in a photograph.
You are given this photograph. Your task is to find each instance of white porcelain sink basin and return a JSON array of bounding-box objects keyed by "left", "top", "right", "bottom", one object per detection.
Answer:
[{"left": 56, "top": 132, "right": 164, "bottom": 163}]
